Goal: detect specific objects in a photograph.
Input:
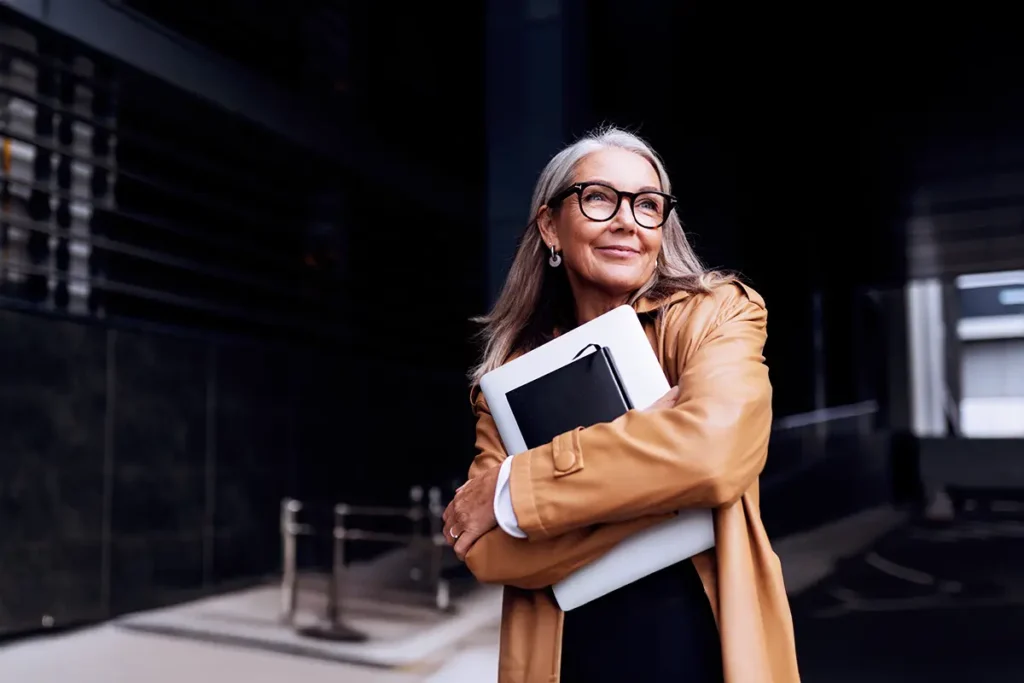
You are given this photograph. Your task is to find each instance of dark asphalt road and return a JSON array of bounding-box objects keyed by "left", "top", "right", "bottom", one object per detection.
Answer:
[{"left": 790, "top": 510, "right": 1024, "bottom": 682}]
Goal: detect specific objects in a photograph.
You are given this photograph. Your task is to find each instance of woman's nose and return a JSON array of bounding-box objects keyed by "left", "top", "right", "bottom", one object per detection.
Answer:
[{"left": 610, "top": 198, "right": 638, "bottom": 231}]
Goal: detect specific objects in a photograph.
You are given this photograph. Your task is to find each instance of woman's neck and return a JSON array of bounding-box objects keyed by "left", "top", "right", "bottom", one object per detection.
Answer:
[{"left": 572, "top": 289, "right": 631, "bottom": 326}]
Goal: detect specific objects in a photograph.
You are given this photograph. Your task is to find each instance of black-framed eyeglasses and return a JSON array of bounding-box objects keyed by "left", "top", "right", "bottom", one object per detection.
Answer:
[{"left": 548, "top": 182, "right": 677, "bottom": 229}]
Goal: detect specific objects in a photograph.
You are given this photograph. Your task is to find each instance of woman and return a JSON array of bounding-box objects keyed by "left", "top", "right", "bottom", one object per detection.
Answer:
[{"left": 443, "top": 126, "right": 800, "bottom": 683}]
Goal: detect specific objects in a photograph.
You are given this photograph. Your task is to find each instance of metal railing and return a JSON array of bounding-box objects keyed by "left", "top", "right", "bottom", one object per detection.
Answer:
[
  {"left": 760, "top": 400, "right": 883, "bottom": 493},
  {"left": 279, "top": 486, "right": 451, "bottom": 642},
  {"left": 771, "top": 400, "right": 879, "bottom": 433}
]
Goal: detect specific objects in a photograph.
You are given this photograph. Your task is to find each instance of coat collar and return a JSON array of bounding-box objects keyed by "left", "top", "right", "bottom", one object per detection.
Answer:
[
  {"left": 632, "top": 289, "right": 693, "bottom": 314},
  {"left": 632, "top": 279, "right": 761, "bottom": 314}
]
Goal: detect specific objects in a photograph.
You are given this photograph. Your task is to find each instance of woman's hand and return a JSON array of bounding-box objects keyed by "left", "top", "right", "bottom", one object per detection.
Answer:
[
  {"left": 645, "top": 385, "right": 680, "bottom": 412},
  {"left": 443, "top": 465, "right": 500, "bottom": 561}
]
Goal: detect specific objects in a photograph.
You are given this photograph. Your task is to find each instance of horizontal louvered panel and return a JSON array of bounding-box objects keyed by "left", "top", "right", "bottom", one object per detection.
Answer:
[
  {"left": 907, "top": 159, "right": 1024, "bottom": 279},
  {"left": 0, "top": 13, "right": 352, "bottom": 340},
  {"left": 910, "top": 239, "right": 1024, "bottom": 279},
  {"left": 911, "top": 172, "right": 1024, "bottom": 209}
]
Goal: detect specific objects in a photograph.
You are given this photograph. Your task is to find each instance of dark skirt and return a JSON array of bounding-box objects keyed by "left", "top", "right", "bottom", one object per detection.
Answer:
[{"left": 559, "top": 560, "right": 723, "bottom": 683}]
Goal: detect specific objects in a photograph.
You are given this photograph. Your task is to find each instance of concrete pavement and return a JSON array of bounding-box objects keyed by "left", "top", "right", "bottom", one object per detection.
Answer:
[{"left": 6, "top": 504, "right": 1022, "bottom": 682}]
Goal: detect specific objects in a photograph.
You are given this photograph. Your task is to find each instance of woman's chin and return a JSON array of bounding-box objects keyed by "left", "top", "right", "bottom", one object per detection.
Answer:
[{"left": 591, "top": 270, "right": 648, "bottom": 296}]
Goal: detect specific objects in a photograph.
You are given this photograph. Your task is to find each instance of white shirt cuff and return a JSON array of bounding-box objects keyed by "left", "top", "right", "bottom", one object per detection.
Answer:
[{"left": 493, "top": 456, "right": 527, "bottom": 538}]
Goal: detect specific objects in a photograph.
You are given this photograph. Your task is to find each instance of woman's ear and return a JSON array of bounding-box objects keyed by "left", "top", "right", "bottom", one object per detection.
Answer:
[{"left": 536, "top": 206, "right": 559, "bottom": 251}]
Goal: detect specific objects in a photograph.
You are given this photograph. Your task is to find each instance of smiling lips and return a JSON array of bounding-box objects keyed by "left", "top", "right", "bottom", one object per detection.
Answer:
[{"left": 596, "top": 245, "right": 641, "bottom": 258}]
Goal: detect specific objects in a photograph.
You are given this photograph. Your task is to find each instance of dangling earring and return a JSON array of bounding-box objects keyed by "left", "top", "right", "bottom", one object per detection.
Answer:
[{"left": 548, "top": 245, "right": 562, "bottom": 268}]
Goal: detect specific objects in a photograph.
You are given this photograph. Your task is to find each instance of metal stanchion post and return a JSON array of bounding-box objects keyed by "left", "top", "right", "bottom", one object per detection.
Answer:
[
  {"left": 280, "top": 498, "right": 302, "bottom": 624},
  {"left": 427, "top": 487, "right": 451, "bottom": 611},
  {"left": 325, "top": 504, "right": 344, "bottom": 625},
  {"left": 409, "top": 486, "right": 425, "bottom": 583},
  {"left": 297, "top": 503, "right": 366, "bottom": 642}
]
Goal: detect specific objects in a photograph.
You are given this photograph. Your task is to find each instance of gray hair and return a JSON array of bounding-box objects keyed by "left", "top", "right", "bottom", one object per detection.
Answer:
[{"left": 470, "top": 125, "right": 727, "bottom": 386}]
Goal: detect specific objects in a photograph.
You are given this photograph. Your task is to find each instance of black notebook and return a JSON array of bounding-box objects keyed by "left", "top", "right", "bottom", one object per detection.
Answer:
[{"left": 505, "top": 344, "right": 633, "bottom": 450}]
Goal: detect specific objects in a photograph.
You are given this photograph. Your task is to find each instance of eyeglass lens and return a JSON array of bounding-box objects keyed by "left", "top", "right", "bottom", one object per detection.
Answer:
[{"left": 577, "top": 185, "right": 668, "bottom": 228}]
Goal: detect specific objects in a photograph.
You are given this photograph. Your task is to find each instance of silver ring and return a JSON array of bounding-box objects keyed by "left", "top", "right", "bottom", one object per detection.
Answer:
[{"left": 449, "top": 528, "right": 460, "bottom": 540}]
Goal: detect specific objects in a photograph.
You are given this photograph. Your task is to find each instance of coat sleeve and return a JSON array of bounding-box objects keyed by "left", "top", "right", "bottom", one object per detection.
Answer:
[
  {"left": 507, "top": 284, "right": 773, "bottom": 541},
  {"left": 463, "top": 516, "right": 670, "bottom": 589},
  {"left": 462, "top": 391, "right": 672, "bottom": 589}
]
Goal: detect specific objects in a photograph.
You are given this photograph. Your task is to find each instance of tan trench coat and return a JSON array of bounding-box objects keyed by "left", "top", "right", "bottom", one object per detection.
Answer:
[{"left": 464, "top": 282, "right": 801, "bottom": 683}]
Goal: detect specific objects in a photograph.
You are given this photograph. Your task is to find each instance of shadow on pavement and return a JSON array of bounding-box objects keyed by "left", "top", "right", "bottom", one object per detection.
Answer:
[{"left": 791, "top": 509, "right": 1024, "bottom": 682}]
